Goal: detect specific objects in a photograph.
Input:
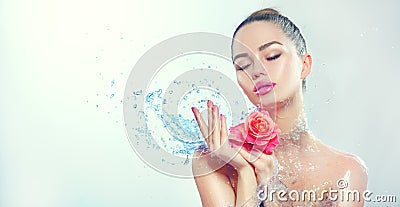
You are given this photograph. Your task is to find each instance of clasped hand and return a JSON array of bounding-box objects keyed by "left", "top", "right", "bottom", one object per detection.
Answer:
[{"left": 192, "top": 100, "right": 274, "bottom": 184}]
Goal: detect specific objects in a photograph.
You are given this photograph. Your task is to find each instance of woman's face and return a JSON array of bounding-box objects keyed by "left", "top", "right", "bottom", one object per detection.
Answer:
[{"left": 232, "top": 21, "right": 311, "bottom": 108}]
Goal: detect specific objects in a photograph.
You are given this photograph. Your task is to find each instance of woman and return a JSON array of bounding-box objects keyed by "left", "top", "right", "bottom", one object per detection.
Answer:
[{"left": 191, "top": 8, "right": 368, "bottom": 206}]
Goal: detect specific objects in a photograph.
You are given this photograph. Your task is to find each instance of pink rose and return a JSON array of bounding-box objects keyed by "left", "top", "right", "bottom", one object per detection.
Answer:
[{"left": 229, "top": 110, "right": 280, "bottom": 155}]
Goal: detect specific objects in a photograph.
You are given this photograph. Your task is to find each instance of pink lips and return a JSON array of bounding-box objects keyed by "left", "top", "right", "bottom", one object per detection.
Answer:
[{"left": 253, "top": 80, "right": 276, "bottom": 96}]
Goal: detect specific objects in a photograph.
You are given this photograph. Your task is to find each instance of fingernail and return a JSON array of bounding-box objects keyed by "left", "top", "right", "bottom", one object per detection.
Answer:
[
  {"left": 191, "top": 107, "right": 195, "bottom": 113},
  {"left": 207, "top": 100, "right": 211, "bottom": 107}
]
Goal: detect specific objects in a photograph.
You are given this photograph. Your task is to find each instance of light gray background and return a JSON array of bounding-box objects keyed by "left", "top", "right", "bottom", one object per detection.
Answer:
[{"left": 1, "top": 0, "right": 399, "bottom": 206}]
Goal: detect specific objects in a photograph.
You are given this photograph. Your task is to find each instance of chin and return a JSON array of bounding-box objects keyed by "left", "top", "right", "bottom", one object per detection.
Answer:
[{"left": 251, "top": 95, "right": 278, "bottom": 109}]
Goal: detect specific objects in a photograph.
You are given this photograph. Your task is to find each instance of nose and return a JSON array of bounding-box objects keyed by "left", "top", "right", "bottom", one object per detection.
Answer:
[{"left": 250, "top": 59, "right": 267, "bottom": 80}]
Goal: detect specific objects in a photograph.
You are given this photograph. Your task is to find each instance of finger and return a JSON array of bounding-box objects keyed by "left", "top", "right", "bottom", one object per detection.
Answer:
[
  {"left": 239, "top": 148, "right": 262, "bottom": 164},
  {"left": 191, "top": 107, "right": 208, "bottom": 139},
  {"left": 248, "top": 148, "right": 264, "bottom": 163},
  {"left": 238, "top": 148, "right": 253, "bottom": 164},
  {"left": 220, "top": 114, "right": 228, "bottom": 146},
  {"left": 207, "top": 100, "right": 214, "bottom": 151},
  {"left": 212, "top": 105, "right": 221, "bottom": 149},
  {"left": 239, "top": 149, "right": 273, "bottom": 171}
]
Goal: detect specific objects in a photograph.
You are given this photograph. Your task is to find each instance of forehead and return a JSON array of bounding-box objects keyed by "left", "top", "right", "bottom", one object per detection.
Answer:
[{"left": 232, "top": 21, "right": 290, "bottom": 52}]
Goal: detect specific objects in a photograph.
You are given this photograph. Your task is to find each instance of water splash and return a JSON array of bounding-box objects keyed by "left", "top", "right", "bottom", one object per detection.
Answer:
[
  {"left": 133, "top": 89, "right": 206, "bottom": 158},
  {"left": 130, "top": 83, "right": 250, "bottom": 160}
]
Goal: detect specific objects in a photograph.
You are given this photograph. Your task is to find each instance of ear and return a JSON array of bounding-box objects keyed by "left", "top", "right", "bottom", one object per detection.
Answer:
[{"left": 300, "top": 53, "right": 312, "bottom": 79}]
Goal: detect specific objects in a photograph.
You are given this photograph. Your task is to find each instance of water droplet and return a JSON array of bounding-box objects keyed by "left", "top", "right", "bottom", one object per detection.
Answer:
[
  {"left": 96, "top": 104, "right": 99, "bottom": 107},
  {"left": 146, "top": 93, "right": 154, "bottom": 102},
  {"left": 184, "top": 155, "right": 190, "bottom": 165},
  {"left": 133, "top": 90, "right": 143, "bottom": 96},
  {"left": 156, "top": 89, "right": 162, "bottom": 96},
  {"left": 111, "top": 80, "right": 115, "bottom": 87},
  {"left": 110, "top": 94, "right": 114, "bottom": 99},
  {"left": 133, "top": 104, "right": 138, "bottom": 108}
]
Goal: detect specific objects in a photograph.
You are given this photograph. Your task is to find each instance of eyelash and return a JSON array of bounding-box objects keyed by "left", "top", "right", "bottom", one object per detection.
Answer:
[
  {"left": 266, "top": 54, "right": 281, "bottom": 61},
  {"left": 236, "top": 54, "right": 281, "bottom": 70},
  {"left": 236, "top": 64, "right": 250, "bottom": 70}
]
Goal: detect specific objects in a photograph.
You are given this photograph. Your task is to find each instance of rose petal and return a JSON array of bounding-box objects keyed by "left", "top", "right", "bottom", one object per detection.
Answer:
[
  {"left": 242, "top": 143, "right": 254, "bottom": 152},
  {"left": 228, "top": 138, "right": 244, "bottom": 148},
  {"left": 260, "top": 136, "right": 280, "bottom": 154},
  {"left": 244, "top": 133, "right": 256, "bottom": 144},
  {"left": 229, "top": 123, "right": 246, "bottom": 142}
]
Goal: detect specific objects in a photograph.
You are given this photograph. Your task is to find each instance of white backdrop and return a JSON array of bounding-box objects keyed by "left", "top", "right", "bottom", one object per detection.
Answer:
[{"left": 1, "top": 0, "right": 399, "bottom": 206}]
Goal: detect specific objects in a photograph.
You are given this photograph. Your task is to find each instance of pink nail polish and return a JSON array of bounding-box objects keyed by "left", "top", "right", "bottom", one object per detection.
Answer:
[{"left": 191, "top": 107, "right": 195, "bottom": 113}]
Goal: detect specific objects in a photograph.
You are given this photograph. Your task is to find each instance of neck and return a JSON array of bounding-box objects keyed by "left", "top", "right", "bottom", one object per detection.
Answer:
[
  {"left": 276, "top": 92, "right": 305, "bottom": 134},
  {"left": 261, "top": 90, "right": 311, "bottom": 147}
]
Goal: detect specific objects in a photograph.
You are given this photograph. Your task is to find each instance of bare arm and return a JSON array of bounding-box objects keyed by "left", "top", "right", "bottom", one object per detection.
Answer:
[
  {"left": 192, "top": 101, "right": 260, "bottom": 207},
  {"left": 192, "top": 151, "right": 235, "bottom": 207},
  {"left": 238, "top": 149, "right": 282, "bottom": 207},
  {"left": 235, "top": 167, "right": 258, "bottom": 207}
]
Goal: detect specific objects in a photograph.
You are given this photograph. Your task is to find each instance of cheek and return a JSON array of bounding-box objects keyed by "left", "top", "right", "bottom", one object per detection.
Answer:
[
  {"left": 237, "top": 72, "right": 245, "bottom": 83},
  {"left": 237, "top": 72, "right": 251, "bottom": 91},
  {"left": 276, "top": 60, "right": 301, "bottom": 86}
]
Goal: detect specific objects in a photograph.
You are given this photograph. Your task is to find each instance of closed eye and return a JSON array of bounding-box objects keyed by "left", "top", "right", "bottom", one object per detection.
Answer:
[
  {"left": 266, "top": 54, "right": 281, "bottom": 61},
  {"left": 235, "top": 64, "right": 250, "bottom": 70}
]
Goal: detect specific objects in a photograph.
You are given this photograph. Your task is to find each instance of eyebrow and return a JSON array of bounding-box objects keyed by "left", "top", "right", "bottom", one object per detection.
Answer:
[
  {"left": 233, "top": 41, "right": 283, "bottom": 62},
  {"left": 233, "top": 53, "right": 249, "bottom": 62},
  {"left": 258, "top": 41, "right": 283, "bottom": 51}
]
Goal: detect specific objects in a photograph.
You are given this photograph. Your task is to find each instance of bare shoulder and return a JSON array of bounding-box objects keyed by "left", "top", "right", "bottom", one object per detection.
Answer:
[
  {"left": 319, "top": 141, "right": 367, "bottom": 172},
  {"left": 315, "top": 139, "right": 368, "bottom": 189}
]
